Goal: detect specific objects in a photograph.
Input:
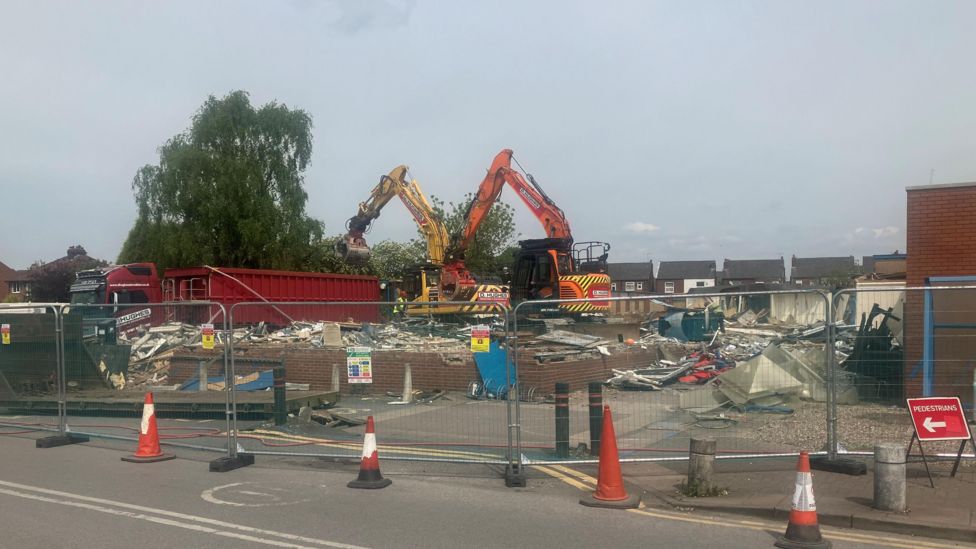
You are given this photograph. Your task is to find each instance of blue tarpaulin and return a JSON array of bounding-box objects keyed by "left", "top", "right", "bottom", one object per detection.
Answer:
[
  {"left": 473, "top": 341, "right": 514, "bottom": 398},
  {"left": 179, "top": 370, "right": 274, "bottom": 392}
]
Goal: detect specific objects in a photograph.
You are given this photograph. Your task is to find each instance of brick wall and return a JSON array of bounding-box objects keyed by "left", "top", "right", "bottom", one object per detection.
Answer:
[
  {"left": 171, "top": 345, "right": 659, "bottom": 396},
  {"left": 905, "top": 183, "right": 976, "bottom": 401}
]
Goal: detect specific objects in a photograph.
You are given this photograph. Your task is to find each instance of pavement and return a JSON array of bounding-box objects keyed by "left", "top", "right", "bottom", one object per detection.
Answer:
[{"left": 577, "top": 454, "right": 976, "bottom": 544}]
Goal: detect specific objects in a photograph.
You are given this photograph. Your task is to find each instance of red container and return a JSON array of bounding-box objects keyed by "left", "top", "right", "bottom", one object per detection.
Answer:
[{"left": 162, "top": 267, "right": 380, "bottom": 326}]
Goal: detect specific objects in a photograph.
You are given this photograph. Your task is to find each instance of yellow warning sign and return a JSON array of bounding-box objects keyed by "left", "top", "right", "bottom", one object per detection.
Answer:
[
  {"left": 470, "top": 325, "right": 490, "bottom": 353},
  {"left": 201, "top": 323, "right": 215, "bottom": 350},
  {"left": 1, "top": 324, "right": 9, "bottom": 345}
]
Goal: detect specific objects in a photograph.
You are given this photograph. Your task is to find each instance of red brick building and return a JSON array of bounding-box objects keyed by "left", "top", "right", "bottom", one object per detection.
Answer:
[{"left": 905, "top": 182, "right": 976, "bottom": 404}]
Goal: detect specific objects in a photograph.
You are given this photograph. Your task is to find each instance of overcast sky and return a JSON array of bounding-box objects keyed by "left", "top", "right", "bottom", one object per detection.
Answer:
[{"left": 2, "top": 0, "right": 974, "bottom": 270}]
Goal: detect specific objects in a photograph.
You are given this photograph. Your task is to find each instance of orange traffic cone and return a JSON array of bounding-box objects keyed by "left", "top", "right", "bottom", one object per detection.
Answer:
[
  {"left": 121, "top": 392, "right": 175, "bottom": 463},
  {"left": 348, "top": 416, "right": 392, "bottom": 489},
  {"left": 775, "top": 451, "right": 830, "bottom": 549},
  {"left": 580, "top": 405, "right": 640, "bottom": 509}
]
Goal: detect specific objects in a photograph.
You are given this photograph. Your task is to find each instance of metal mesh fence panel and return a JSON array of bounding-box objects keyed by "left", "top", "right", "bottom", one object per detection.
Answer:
[
  {"left": 512, "top": 290, "right": 834, "bottom": 465},
  {"left": 227, "top": 301, "right": 511, "bottom": 464},
  {"left": 60, "top": 302, "right": 231, "bottom": 454},
  {"left": 0, "top": 304, "right": 64, "bottom": 438},
  {"left": 834, "top": 285, "right": 976, "bottom": 459}
]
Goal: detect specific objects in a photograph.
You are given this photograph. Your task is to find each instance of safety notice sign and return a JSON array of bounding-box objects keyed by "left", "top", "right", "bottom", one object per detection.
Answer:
[
  {"left": 347, "top": 346, "right": 373, "bottom": 384},
  {"left": 1, "top": 324, "right": 9, "bottom": 345},
  {"left": 907, "top": 396, "right": 971, "bottom": 441},
  {"left": 201, "top": 323, "right": 215, "bottom": 350},
  {"left": 470, "top": 325, "right": 490, "bottom": 353}
]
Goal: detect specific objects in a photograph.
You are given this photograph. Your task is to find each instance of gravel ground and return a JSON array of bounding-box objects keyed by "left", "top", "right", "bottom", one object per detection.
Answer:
[{"left": 744, "top": 399, "right": 976, "bottom": 456}]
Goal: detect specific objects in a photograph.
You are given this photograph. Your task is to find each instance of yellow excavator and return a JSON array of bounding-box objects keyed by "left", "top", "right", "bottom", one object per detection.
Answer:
[{"left": 336, "top": 166, "right": 509, "bottom": 315}]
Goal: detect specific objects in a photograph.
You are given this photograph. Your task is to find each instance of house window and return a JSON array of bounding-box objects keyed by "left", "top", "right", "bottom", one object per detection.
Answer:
[
  {"left": 636, "top": 282, "right": 643, "bottom": 291},
  {"left": 696, "top": 281, "right": 706, "bottom": 287},
  {"left": 664, "top": 281, "right": 675, "bottom": 294},
  {"left": 9, "top": 282, "right": 23, "bottom": 294},
  {"left": 624, "top": 281, "right": 636, "bottom": 292},
  {"left": 610, "top": 282, "right": 616, "bottom": 291}
]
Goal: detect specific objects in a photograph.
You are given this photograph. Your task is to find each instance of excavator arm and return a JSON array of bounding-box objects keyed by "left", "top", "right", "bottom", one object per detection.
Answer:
[
  {"left": 336, "top": 166, "right": 449, "bottom": 266},
  {"left": 450, "top": 149, "right": 572, "bottom": 261}
]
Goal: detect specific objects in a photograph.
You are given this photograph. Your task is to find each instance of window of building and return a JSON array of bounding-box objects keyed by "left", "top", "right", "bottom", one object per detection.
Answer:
[
  {"left": 624, "top": 281, "right": 636, "bottom": 292},
  {"left": 610, "top": 282, "right": 616, "bottom": 291},
  {"left": 9, "top": 281, "right": 23, "bottom": 294},
  {"left": 664, "top": 281, "right": 675, "bottom": 294},
  {"left": 696, "top": 281, "right": 706, "bottom": 287},
  {"left": 636, "top": 282, "right": 643, "bottom": 291}
]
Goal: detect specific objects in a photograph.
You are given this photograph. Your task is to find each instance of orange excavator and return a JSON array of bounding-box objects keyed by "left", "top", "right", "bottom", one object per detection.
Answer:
[{"left": 444, "top": 149, "right": 611, "bottom": 313}]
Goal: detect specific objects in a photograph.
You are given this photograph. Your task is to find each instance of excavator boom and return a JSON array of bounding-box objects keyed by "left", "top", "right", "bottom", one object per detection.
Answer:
[{"left": 336, "top": 166, "right": 449, "bottom": 266}]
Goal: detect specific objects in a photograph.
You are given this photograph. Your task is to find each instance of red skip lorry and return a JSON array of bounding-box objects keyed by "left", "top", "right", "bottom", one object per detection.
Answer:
[{"left": 68, "top": 263, "right": 381, "bottom": 333}]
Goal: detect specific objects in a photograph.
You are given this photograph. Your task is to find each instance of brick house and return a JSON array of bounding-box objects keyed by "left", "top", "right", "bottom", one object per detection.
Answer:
[
  {"left": 905, "top": 182, "right": 976, "bottom": 405},
  {"left": 0, "top": 260, "right": 14, "bottom": 301},
  {"left": 721, "top": 258, "right": 785, "bottom": 285},
  {"left": 655, "top": 260, "right": 716, "bottom": 294},
  {"left": 607, "top": 262, "right": 654, "bottom": 295},
  {"left": 791, "top": 255, "right": 857, "bottom": 287}
]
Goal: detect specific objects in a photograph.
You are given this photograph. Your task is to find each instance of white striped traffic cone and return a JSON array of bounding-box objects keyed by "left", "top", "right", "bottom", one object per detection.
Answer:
[
  {"left": 122, "top": 392, "right": 175, "bottom": 463},
  {"left": 775, "top": 451, "right": 830, "bottom": 549},
  {"left": 348, "top": 416, "right": 392, "bottom": 489}
]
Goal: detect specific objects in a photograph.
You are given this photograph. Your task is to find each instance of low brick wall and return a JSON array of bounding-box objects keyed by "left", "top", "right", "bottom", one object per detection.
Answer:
[{"left": 170, "top": 345, "right": 659, "bottom": 396}]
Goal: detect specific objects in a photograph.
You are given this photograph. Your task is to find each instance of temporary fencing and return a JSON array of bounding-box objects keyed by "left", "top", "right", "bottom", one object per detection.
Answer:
[
  {"left": 3, "top": 283, "right": 975, "bottom": 477},
  {"left": 57, "top": 302, "right": 232, "bottom": 455},
  {"left": 511, "top": 289, "right": 835, "bottom": 466},
  {"left": 0, "top": 304, "right": 66, "bottom": 439},
  {"left": 226, "top": 300, "right": 512, "bottom": 464},
  {"left": 832, "top": 284, "right": 976, "bottom": 460}
]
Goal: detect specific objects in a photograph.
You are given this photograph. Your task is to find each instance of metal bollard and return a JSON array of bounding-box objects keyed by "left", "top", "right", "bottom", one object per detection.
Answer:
[
  {"left": 555, "top": 382, "right": 570, "bottom": 458},
  {"left": 688, "top": 437, "right": 716, "bottom": 494},
  {"left": 588, "top": 381, "right": 603, "bottom": 456},
  {"left": 273, "top": 366, "right": 287, "bottom": 426},
  {"left": 874, "top": 443, "right": 906, "bottom": 512},
  {"left": 331, "top": 364, "right": 340, "bottom": 394}
]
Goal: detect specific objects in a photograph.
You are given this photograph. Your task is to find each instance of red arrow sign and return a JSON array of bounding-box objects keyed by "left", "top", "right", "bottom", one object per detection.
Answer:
[{"left": 907, "top": 397, "right": 971, "bottom": 441}]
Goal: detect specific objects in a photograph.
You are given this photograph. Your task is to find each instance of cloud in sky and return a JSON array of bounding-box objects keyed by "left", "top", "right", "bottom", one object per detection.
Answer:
[
  {"left": 873, "top": 226, "right": 899, "bottom": 238},
  {"left": 624, "top": 221, "right": 659, "bottom": 233}
]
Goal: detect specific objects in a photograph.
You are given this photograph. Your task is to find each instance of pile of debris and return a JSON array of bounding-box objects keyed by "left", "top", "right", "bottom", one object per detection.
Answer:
[{"left": 121, "top": 323, "right": 207, "bottom": 389}]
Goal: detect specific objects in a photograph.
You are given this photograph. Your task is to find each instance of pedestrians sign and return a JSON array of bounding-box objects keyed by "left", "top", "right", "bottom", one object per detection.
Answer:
[
  {"left": 347, "top": 346, "right": 373, "bottom": 384},
  {"left": 201, "top": 324, "right": 215, "bottom": 350},
  {"left": 907, "top": 397, "right": 970, "bottom": 441},
  {"left": 1, "top": 324, "right": 9, "bottom": 345},
  {"left": 470, "top": 325, "right": 490, "bottom": 353},
  {"left": 905, "top": 396, "right": 976, "bottom": 487}
]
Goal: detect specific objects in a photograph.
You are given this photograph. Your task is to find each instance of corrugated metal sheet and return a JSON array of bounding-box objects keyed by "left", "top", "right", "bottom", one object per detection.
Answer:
[{"left": 163, "top": 267, "right": 380, "bottom": 325}]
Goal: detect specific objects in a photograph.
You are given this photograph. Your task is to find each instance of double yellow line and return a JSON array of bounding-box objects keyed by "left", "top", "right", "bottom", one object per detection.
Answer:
[
  {"left": 535, "top": 464, "right": 968, "bottom": 549},
  {"left": 247, "top": 429, "right": 504, "bottom": 461}
]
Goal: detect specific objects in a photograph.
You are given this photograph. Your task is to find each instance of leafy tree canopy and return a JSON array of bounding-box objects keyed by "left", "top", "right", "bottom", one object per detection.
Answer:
[
  {"left": 118, "top": 91, "right": 323, "bottom": 271},
  {"left": 433, "top": 194, "right": 518, "bottom": 279}
]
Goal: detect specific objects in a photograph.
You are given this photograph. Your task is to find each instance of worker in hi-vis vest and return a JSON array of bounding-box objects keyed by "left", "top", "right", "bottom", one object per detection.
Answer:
[{"left": 394, "top": 290, "right": 407, "bottom": 317}]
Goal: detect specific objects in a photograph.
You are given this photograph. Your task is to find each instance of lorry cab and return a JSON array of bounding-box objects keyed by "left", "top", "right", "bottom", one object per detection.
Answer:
[{"left": 69, "top": 263, "right": 162, "bottom": 337}]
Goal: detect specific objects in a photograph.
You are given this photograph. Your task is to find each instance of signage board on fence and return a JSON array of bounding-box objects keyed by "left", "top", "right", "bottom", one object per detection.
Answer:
[
  {"left": 1, "top": 324, "right": 9, "bottom": 345},
  {"left": 346, "top": 346, "right": 373, "bottom": 384},
  {"left": 470, "top": 325, "right": 490, "bottom": 353},
  {"left": 201, "top": 323, "right": 215, "bottom": 350},
  {"left": 907, "top": 396, "right": 971, "bottom": 441}
]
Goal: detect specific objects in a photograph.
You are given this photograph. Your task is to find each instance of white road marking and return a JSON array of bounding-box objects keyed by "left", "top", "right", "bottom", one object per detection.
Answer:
[
  {"left": 0, "top": 479, "right": 366, "bottom": 549},
  {"left": 201, "top": 482, "right": 309, "bottom": 507}
]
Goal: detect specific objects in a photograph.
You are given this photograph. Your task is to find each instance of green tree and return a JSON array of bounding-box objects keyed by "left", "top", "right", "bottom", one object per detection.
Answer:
[
  {"left": 118, "top": 91, "right": 323, "bottom": 271},
  {"left": 432, "top": 194, "right": 518, "bottom": 278},
  {"left": 367, "top": 239, "right": 427, "bottom": 280}
]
